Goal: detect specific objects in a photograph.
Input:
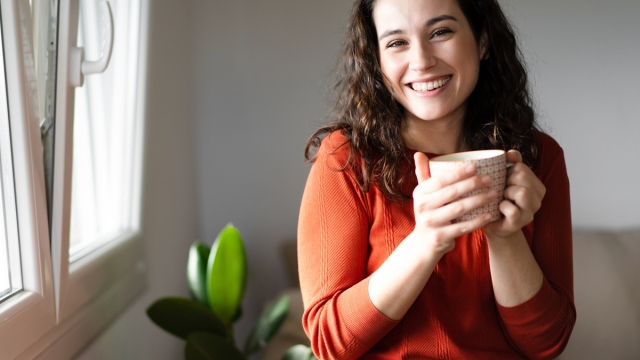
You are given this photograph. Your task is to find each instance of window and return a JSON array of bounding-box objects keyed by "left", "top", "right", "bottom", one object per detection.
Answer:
[
  {"left": 0, "top": 0, "right": 147, "bottom": 357},
  {"left": 0, "top": 1, "right": 57, "bottom": 358},
  {"left": 0, "top": 30, "right": 22, "bottom": 301},
  {"left": 70, "top": 0, "right": 142, "bottom": 260}
]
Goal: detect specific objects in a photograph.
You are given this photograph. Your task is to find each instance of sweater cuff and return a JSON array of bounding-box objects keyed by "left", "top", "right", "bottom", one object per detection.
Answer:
[
  {"left": 496, "top": 277, "right": 556, "bottom": 329},
  {"left": 338, "top": 277, "right": 399, "bottom": 348}
]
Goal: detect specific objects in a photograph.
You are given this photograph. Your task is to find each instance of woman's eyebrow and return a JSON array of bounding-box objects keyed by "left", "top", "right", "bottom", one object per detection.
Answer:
[
  {"left": 426, "top": 14, "right": 458, "bottom": 26},
  {"left": 378, "top": 29, "right": 404, "bottom": 41},
  {"left": 378, "top": 15, "right": 458, "bottom": 41}
]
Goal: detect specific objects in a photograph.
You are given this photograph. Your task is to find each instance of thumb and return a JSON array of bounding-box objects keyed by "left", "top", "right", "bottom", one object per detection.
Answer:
[
  {"left": 414, "top": 152, "right": 431, "bottom": 183},
  {"left": 506, "top": 149, "right": 523, "bottom": 164}
]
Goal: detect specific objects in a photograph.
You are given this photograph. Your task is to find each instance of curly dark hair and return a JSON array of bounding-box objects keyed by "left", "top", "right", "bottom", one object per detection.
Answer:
[{"left": 304, "top": 0, "right": 538, "bottom": 201}]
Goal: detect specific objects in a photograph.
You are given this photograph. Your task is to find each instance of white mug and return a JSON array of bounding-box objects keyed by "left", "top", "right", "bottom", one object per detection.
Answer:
[{"left": 429, "top": 149, "right": 507, "bottom": 222}]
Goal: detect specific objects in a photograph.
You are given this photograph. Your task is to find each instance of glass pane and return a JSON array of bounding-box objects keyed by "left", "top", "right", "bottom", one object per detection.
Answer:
[
  {"left": 69, "top": 0, "right": 141, "bottom": 260},
  {"left": 0, "top": 14, "right": 23, "bottom": 301}
]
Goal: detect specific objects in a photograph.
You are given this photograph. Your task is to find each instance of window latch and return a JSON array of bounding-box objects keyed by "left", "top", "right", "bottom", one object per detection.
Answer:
[{"left": 70, "top": 1, "right": 114, "bottom": 88}]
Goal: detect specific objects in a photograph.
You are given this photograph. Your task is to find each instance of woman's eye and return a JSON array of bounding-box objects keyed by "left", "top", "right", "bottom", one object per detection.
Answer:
[
  {"left": 431, "top": 28, "right": 452, "bottom": 39},
  {"left": 386, "top": 40, "right": 407, "bottom": 48}
]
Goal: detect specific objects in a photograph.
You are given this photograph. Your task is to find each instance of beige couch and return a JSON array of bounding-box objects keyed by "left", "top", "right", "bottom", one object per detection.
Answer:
[
  {"left": 559, "top": 230, "right": 640, "bottom": 359},
  {"left": 265, "top": 230, "right": 640, "bottom": 360}
]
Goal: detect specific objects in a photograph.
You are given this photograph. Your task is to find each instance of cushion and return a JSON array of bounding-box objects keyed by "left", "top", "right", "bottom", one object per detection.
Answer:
[{"left": 559, "top": 230, "right": 640, "bottom": 359}]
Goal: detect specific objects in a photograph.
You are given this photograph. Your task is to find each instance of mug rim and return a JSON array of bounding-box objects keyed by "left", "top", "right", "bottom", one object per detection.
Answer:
[{"left": 429, "top": 149, "right": 505, "bottom": 162}]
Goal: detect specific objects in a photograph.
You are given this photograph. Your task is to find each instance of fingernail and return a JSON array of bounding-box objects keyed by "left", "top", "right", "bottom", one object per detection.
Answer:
[
  {"left": 482, "top": 175, "right": 492, "bottom": 184},
  {"left": 465, "top": 165, "right": 475, "bottom": 174},
  {"left": 487, "top": 190, "right": 497, "bottom": 199},
  {"left": 483, "top": 214, "right": 492, "bottom": 221}
]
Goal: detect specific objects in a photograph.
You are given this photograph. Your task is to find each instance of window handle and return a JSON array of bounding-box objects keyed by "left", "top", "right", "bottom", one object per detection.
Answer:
[{"left": 70, "top": 1, "right": 114, "bottom": 87}]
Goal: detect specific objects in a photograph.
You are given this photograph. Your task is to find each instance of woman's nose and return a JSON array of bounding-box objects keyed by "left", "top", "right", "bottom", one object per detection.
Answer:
[{"left": 409, "top": 43, "right": 436, "bottom": 72}]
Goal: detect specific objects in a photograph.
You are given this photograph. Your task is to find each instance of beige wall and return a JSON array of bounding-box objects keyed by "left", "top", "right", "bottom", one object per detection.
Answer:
[
  {"left": 500, "top": 0, "right": 640, "bottom": 230},
  {"left": 188, "top": 0, "right": 352, "bottom": 343}
]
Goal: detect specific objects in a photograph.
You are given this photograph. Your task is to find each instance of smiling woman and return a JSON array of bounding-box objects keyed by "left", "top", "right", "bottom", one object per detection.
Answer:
[
  {"left": 374, "top": 0, "right": 485, "bottom": 154},
  {"left": 298, "top": 0, "right": 575, "bottom": 359}
]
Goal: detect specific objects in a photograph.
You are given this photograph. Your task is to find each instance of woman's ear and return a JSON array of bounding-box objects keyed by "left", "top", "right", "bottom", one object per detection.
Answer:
[{"left": 479, "top": 32, "right": 489, "bottom": 60}]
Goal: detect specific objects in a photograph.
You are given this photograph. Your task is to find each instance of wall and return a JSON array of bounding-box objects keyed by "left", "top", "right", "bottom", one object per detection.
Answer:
[
  {"left": 189, "top": 0, "right": 352, "bottom": 343},
  {"left": 501, "top": 0, "right": 640, "bottom": 230}
]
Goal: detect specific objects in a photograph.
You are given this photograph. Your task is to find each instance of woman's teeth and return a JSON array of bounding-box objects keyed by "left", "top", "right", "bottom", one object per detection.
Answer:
[{"left": 411, "top": 76, "right": 451, "bottom": 92}]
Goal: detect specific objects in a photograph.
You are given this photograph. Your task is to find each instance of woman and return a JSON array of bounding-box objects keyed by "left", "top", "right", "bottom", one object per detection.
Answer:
[{"left": 297, "top": 0, "right": 576, "bottom": 359}]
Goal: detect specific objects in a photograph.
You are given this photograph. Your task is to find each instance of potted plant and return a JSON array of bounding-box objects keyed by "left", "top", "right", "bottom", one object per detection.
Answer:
[{"left": 147, "top": 224, "right": 290, "bottom": 359}]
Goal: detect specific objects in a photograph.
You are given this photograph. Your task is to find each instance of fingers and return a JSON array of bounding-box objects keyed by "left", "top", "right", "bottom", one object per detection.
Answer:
[
  {"left": 506, "top": 149, "right": 522, "bottom": 164},
  {"left": 497, "top": 200, "right": 521, "bottom": 228},
  {"left": 485, "top": 157, "right": 547, "bottom": 237},
  {"left": 416, "top": 171, "right": 491, "bottom": 206},
  {"left": 412, "top": 163, "right": 495, "bottom": 251},
  {"left": 450, "top": 213, "right": 494, "bottom": 236},
  {"left": 418, "top": 164, "right": 479, "bottom": 195},
  {"left": 503, "top": 183, "right": 544, "bottom": 214},
  {"left": 430, "top": 211, "right": 494, "bottom": 244},
  {"left": 414, "top": 152, "right": 431, "bottom": 183},
  {"left": 506, "top": 163, "right": 546, "bottom": 200},
  {"left": 505, "top": 151, "right": 545, "bottom": 197},
  {"left": 416, "top": 188, "right": 497, "bottom": 226},
  {"left": 503, "top": 187, "right": 536, "bottom": 221},
  {"left": 412, "top": 151, "right": 510, "bottom": 253},
  {"left": 416, "top": 208, "right": 493, "bottom": 255}
]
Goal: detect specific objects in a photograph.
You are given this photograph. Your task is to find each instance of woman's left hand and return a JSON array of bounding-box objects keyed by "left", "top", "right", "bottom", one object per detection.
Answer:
[{"left": 484, "top": 150, "right": 546, "bottom": 239}]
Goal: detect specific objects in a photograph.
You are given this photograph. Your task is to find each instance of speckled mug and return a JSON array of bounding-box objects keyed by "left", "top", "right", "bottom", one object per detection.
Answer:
[{"left": 429, "top": 150, "right": 507, "bottom": 223}]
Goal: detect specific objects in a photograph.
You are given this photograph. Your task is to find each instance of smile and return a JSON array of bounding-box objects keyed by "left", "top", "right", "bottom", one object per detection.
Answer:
[{"left": 409, "top": 76, "right": 451, "bottom": 92}]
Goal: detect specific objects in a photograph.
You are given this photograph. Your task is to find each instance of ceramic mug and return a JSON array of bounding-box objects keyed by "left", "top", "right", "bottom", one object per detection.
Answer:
[{"left": 428, "top": 149, "right": 507, "bottom": 222}]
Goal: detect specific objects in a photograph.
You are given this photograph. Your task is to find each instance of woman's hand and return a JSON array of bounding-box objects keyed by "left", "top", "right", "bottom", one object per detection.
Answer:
[
  {"left": 412, "top": 152, "right": 496, "bottom": 256},
  {"left": 484, "top": 150, "right": 546, "bottom": 239}
]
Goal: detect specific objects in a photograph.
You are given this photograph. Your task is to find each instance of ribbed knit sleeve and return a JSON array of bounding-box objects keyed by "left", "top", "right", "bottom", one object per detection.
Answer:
[
  {"left": 496, "top": 132, "right": 576, "bottom": 359},
  {"left": 297, "top": 133, "right": 399, "bottom": 360}
]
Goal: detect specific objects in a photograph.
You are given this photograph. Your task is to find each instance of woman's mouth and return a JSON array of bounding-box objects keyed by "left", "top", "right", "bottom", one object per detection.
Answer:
[{"left": 409, "top": 76, "right": 452, "bottom": 92}]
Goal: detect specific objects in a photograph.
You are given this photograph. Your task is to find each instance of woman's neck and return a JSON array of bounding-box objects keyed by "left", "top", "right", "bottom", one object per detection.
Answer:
[{"left": 402, "top": 113, "right": 466, "bottom": 155}]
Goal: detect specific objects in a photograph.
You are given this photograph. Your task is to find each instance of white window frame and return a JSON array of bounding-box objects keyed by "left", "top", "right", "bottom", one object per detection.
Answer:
[
  {"left": 0, "top": 0, "right": 150, "bottom": 358},
  {"left": 49, "top": 0, "right": 147, "bottom": 324},
  {"left": 0, "top": 0, "right": 56, "bottom": 358}
]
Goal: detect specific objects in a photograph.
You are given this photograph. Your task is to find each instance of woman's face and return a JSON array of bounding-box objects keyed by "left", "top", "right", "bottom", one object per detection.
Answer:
[{"left": 373, "top": 0, "right": 484, "bottom": 127}]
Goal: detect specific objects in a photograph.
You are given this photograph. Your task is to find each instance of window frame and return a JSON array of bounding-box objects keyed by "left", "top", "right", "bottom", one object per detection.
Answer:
[
  {"left": 0, "top": 0, "right": 150, "bottom": 357},
  {"left": 0, "top": 0, "right": 56, "bottom": 358},
  {"left": 49, "top": 0, "right": 147, "bottom": 324}
]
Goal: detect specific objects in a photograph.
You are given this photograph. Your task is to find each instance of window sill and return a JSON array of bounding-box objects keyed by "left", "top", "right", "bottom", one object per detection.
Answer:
[{"left": 15, "top": 233, "right": 147, "bottom": 360}]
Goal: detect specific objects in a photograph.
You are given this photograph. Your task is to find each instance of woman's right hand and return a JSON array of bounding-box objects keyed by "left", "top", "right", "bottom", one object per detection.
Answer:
[{"left": 412, "top": 152, "right": 497, "bottom": 257}]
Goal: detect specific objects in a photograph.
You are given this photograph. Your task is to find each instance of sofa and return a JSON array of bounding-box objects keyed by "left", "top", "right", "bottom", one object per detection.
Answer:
[
  {"left": 264, "top": 230, "right": 640, "bottom": 360},
  {"left": 559, "top": 230, "right": 640, "bottom": 359}
]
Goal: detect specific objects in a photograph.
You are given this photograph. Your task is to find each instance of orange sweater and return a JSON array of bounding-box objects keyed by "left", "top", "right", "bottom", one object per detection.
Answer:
[{"left": 297, "top": 131, "right": 576, "bottom": 359}]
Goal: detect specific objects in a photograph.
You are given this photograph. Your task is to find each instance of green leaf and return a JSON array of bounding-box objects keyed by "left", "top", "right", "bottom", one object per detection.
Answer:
[
  {"left": 185, "top": 332, "right": 246, "bottom": 360},
  {"left": 244, "top": 294, "right": 290, "bottom": 355},
  {"left": 146, "top": 297, "right": 227, "bottom": 339},
  {"left": 188, "top": 241, "right": 211, "bottom": 305},
  {"left": 207, "top": 224, "right": 247, "bottom": 324},
  {"left": 281, "top": 345, "right": 317, "bottom": 360}
]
